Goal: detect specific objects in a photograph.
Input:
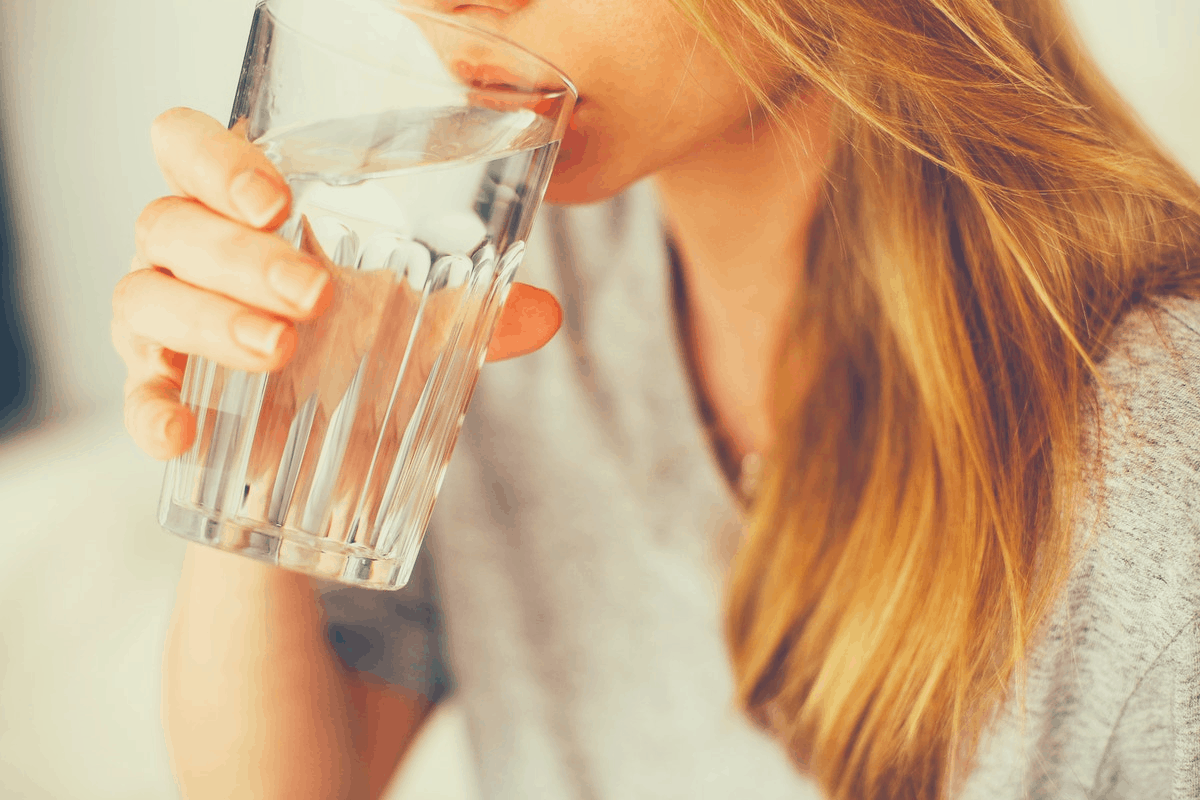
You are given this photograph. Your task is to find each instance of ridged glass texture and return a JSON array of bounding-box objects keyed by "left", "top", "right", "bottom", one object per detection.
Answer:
[
  {"left": 156, "top": 0, "right": 573, "bottom": 589},
  {"left": 160, "top": 199, "right": 537, "bottom": 589}
]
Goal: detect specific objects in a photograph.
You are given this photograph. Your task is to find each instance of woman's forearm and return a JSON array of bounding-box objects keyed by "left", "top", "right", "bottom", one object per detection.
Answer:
[{"left": 162, "top": 544, "right": 364, "bottom": 800}]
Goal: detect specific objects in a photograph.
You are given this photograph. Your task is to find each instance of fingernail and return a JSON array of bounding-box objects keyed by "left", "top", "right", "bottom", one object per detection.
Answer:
[
  {"left": 268, "top": 258, "right": 328, "bottom": 312},
  {"left": 230, "top": 169, "right": 287, "bottom": 228},
  {"left": 232, "top": 314, "right": 286, "bottom": 356},
  {"left": 159, "top": 411, "right": 183, "bottom": 444}
]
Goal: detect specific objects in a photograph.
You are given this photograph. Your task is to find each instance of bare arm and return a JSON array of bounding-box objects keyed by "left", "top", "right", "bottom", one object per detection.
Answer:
[
  {"left": 162, "top": 544, "right": 432, "bottom": 799},
  {"left": 114, "top": 106, "right": 561, "bottom": 799}
]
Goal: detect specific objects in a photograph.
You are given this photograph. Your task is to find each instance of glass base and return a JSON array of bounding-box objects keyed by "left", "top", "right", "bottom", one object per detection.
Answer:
[{"left": 160, "top": 501, "right": 415, "bottom": 590}]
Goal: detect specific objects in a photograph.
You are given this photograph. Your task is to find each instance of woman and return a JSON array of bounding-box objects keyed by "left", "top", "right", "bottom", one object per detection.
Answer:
[{"left": 111, "top": 0, "right": 1200, "bottom": 798}]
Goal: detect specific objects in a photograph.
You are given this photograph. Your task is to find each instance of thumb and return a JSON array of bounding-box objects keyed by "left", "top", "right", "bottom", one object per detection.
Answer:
[{"left": 485, "top": 283, "right": 563, "bottom": 362}]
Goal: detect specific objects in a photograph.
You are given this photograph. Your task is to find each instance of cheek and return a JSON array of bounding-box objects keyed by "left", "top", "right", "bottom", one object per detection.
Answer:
[
  {"left": 541, "top": 90, "right": 738, "bottom": 205},
  {"left": 533, "top": 31, "right": 752, "bottom": 204}
]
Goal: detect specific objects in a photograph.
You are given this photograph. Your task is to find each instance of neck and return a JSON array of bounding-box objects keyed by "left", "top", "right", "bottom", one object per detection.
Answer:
[
  {"left": 653, "top": 90, "right": 831, "bottom": 302},
  {"left": 653, "top": 91, "right": 832, "bottom": 458}
]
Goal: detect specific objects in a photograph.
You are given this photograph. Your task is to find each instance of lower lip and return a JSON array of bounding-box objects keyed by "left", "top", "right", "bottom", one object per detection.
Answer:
[
  {"left": 453, "top": 60, "right": 571, "bottom": 97},
  {"left": 554, "top": 101, "right": 589, "bottom": 169},
  {"left": 567, "top": 97, "right": 587, "bottom": 124}
]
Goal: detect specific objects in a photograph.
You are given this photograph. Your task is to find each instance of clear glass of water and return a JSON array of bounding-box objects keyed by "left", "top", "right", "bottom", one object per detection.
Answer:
[{"left": 158, "top": 0, "right": 576, "bottom": 589}]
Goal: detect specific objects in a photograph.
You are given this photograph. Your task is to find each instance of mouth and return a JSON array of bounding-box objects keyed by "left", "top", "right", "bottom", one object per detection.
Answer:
[
  {"left": 452, "top": 60, "right": 572, "bottom": 99},
  {"left": 553, "top": 98, "right": 591, "bottom": 170}
]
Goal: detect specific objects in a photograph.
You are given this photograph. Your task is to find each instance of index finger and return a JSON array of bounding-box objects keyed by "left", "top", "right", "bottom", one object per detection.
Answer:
[{"left": 150, "top": 107, "right": 291, "bottom": 230}]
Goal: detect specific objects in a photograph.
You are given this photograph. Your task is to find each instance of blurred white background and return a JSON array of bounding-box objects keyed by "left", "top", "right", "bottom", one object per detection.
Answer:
[{"left": 0, "top": 0, "right": 1196, "bottom": 798}]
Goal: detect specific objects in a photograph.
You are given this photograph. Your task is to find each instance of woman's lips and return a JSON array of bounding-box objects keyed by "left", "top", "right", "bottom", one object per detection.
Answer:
[
  {"left": 554, "top": 98, "right": 591, "bottom": 172},
  {"left": 451, "top": 60, "right": 570, "bottom": 97}
]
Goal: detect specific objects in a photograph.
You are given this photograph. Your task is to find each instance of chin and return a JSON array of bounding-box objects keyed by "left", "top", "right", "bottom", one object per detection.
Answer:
[
  {"left": 540, "top": 122, "right": 639, "bottom": 206},
  {"left": 543, "top": 169, "right": 629, "bottom": 205}
]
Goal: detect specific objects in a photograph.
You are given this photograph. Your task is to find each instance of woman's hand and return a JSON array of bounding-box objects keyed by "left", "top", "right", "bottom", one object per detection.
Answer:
[{"left": 112, "top": 107, "right": 563, "bottom": 462}]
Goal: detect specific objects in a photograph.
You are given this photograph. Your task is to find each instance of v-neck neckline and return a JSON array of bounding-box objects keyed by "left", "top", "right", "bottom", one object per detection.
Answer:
[
  {"left": 643, "top": 185, "right": 761, "bottom": 513},
  {"left": 664, "top": 234, "right": 762, "bottom": 509}
]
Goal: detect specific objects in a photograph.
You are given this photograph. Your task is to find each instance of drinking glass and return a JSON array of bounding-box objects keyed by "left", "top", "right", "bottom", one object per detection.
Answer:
[{"left": 158, "top": 0, "right": 576, "bottom": 589}]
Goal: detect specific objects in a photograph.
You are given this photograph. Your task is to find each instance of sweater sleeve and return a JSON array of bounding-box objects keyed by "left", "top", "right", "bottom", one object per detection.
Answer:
[
  {"left": 1090, "top": 613, "right": 1200, "bottom": 799},
  {"left": 315, "top": 543, "right": 453, "bottom": 701},
  {"left": 959, "top": 297, "right": 1200, "bottom": 800},
  {"left": 1078, "top": 300, "right": 1200, "bottom": 799}
]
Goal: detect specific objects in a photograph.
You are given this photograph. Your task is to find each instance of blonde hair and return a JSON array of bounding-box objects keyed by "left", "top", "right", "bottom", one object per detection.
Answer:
[{"left": 669, "top": 1, "right": 1200, "bottom": 797}]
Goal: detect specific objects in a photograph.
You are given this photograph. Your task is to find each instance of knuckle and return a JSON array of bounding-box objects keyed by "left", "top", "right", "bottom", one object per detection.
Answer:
[
  {"left": 150, "top": 107, "right": 191, "bottom": 147},
  {"left": 151, "top": 106, "right": 186, "bottom": 129},
  {"left": 224, "top": 225, "right": 258, "bottom": 259},
  {"left": 111, "top": 270, "right": 142, "bottom": 318},
  {"left": 110, "top": 317, "right": 130, "bottom": 358},
  {"left": 134, "top": 195, "right": 183, "bottom": 256},
  {"left": 219, "top": 227, "right": 273, "bottom": 283},
  {"left": 204, "top": 232, "right": 276, "bottom": 300},
  {"left": 190, "top": 150, "right": 227, "bottom": 194},
  {"left": 122, "top": 387, "right": 144, "bottom": 437}
]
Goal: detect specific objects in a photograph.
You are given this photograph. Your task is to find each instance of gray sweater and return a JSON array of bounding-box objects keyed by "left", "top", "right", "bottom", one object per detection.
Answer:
[{"left": 320, "top": 182, "right": 1200, "bottom": 799}]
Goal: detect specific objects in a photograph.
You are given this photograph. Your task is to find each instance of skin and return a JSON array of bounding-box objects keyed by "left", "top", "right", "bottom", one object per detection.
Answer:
[
  {"left": 446, "top": 0, "right": 833, "bottom": 457},
  {"left": 112, "top": 0, "right": 831, "bottom": 797}
]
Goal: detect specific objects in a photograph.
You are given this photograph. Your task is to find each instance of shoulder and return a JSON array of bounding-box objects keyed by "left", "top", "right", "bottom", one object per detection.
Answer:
[
  {"left": 1089, "top": 296, "right": 1200, "bottom": 553},
  {"left": 1096, "top": 295, "right": 1200, "bottom": 418},
  {"left": 1069, "top": 294, "right": 1200, "bottom": 651},
  {"left": 962, "top": 298, "right": 1200, "bottom": 798},
  {"left": 1063, "top": 315, "right": 1200, "bottom": 797}
]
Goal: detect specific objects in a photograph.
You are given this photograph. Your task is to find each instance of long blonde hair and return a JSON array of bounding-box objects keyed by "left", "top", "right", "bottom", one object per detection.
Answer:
[{"left": 669, "top": 1, "right": 1200, "bottom": 797}]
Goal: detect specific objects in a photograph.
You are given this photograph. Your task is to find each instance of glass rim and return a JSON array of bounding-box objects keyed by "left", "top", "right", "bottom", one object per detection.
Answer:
[{"left": 258, "top": 0, "right": 578, "bottom": 105}]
